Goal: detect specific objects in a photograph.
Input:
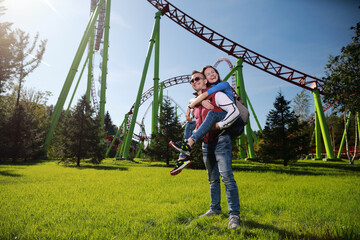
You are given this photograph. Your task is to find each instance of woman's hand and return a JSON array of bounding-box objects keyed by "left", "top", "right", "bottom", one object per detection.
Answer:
[{"left": 201, "top": 100, "right": 214, "bottom": 110}]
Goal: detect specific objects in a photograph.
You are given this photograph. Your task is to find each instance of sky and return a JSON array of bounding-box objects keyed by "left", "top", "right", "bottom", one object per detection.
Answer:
[{"left": 2, "top": 0, "right": 359, "bottom": 136}]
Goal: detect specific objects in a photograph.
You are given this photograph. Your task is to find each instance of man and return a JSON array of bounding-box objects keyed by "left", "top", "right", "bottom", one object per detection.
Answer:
[{"left": 189, "top": 70, "right": 241, "bottom": 230}]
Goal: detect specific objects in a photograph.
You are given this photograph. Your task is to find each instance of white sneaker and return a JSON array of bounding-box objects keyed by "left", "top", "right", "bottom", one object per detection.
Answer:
[
  {"left": 228, "top": 215, "right": 240, "bottom": 229},
  {"left": 199, "top": 209, "right": 221, "bottom": 218}
]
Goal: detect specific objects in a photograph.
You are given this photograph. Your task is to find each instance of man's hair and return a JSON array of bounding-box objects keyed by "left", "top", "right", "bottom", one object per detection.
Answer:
[{"left": 191, "top": 70, "right": 205, "bottom": 78}]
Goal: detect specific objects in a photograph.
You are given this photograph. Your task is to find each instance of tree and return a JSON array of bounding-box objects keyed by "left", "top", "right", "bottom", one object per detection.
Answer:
[
  {"left": 147, "top": 98, "right": 183, "bottom": 165},
  {"left": 60, "top": 95, "right": 105, "bottom": 166},
  {"left": 104, "top": 111, "right": 117, "bottom": 134},
  {"left": 293, "top": 89, "right": 311, "bottom": 122},
  {"left": 323, "top": 21, "right": 360, "bottom": 114},
  {"left": 257, "top": 92, "right": 309, "bottom": 165},
  {"left": 12, "top": 29, "right": 47, "bottom": 106},
  {"left": 0, "top": 1, "right": 15, "bottom": 95}
]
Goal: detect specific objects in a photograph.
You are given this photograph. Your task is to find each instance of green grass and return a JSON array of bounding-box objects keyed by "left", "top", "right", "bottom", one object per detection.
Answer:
[{"left": 1, "top": 159, "right": 360, "bottom": 239}]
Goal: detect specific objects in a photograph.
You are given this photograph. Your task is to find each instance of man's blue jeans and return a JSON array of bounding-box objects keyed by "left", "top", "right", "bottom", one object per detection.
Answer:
[{"left": 202, "top": 134, "right": 240, "bottom": 216}]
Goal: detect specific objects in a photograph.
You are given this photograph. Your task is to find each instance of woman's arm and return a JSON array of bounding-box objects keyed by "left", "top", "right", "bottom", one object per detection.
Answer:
[{"left": 214, "top": 92, "right": 240, "bottom": 129}]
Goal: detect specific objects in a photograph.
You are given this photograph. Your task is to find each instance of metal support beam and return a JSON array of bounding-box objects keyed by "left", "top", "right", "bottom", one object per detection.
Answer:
[
  {"left": 312, "top": 89, "right": 335, "bottom": 160},
  {"left": 314, "top": 110, "right": 322, "bottom": 160},
  {"left": 105, "top": 113, "right": 127, "bottom": 158},
  {"left": 44, "top": 0, "right": 105, "bottom": 151},
  {"left": 99, "top": 0, "right": 111, "bottom": 127},
  {"left": 235, "top": 58, "right": 256, "bottom": 159},
  {"left": 152, "top": 15, "right": 160, "bottom": 135},
  {"left": 65, "top": 56, "right": 89, "bottom": 117},
  {"left": 122, "top": 11, "right": 162, "bottom": 159},
  {"left": 337, "top": 112, "right": 352, "bottom": 159}
]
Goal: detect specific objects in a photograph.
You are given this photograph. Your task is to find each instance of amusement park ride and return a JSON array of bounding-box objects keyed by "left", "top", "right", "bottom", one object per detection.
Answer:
[{"left": 43, "top": 0, "right": 359, "bottom": 160}]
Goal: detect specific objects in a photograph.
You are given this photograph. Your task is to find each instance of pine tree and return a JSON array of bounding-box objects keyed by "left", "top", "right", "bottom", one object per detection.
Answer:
[
  {"left": 258, "top": 92, "right": 309, "bottom": 165},
  {"left": 147, "top": 98, "right": 183, "bottom": 165},
  {"left": 60, "top": 95, "right": 105, "bottom": 166}
]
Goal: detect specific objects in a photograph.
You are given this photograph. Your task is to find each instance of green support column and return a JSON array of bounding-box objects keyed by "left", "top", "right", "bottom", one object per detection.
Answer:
[
  {"left": 314, "top": 110, "right": 322, "bottom": 160},
  {"left": 65, "top": 56, "right": 89, "bottom": 117},
  {"left": 99, "top": 0, "right": 111, "bottom": 127},
  {"left": 235, "top": 58, "right": 256, "bottom": 159},
  {"left": 152, "top": 16, "right": 160, "bottom": 135},
  {"left": 105, "top": 114, "right": 127, "bottom": 158},
  {"left": 87, "top": 11, "right": 95, "bottom": 103},
  {"left": 122, "top": 11, "right": 162, "bottom": 159},
  {"left": 337, "top": 112, "right": 352, "bottom": 159},
  {"left": 234, "top": 64, "right": 246, "bottom": 159},
  {"left": 312, "top": 89, "right": 335, "bottom": 160},
  {"left": 159, "top": 82, "right": 164, "bottom": 114},
  {"left": 44, "top": 0, "right": 105, "bottom": 151},
  {"left": 246, "top": 93, "right": 263, "bottom": 135}
]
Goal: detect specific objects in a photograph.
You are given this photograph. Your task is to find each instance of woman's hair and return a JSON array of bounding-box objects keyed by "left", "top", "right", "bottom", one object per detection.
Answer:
[{"left": 200, "top": 65, "right": 222, "bottom": 84}]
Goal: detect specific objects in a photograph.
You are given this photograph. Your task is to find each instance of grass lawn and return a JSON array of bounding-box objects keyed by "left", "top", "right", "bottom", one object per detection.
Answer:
[{"left": 1, "top": 158, "right": 359, "bottom": 239}]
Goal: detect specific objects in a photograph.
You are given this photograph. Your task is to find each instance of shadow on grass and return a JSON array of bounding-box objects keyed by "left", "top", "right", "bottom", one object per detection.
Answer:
[
  {"left": 232, "top": 160, "right": 360, "bottom": 176},
  {"left": 0, "top": 170, "right": 22, "bottom": 177},
  {"left": 63, "top": 164, "right": 129, "bottom": 171},
  {"left": 0, "top": 158, "right": 49, "bottom": 166},
  {"left": 243, "top": 219, "right": 324, "bottom": 240}
]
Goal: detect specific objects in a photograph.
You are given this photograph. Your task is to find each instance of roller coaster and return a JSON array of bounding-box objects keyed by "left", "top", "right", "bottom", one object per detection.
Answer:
[{"left": 44, "top": 0, "right": 359, "bottom": 161}]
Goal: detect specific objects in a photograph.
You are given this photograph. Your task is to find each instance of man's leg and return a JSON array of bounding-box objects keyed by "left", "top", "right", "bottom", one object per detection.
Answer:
[
  {"left": 201, "top": 141, "right": 221, "bottom": 215},
  {"left": 215, "top": 134, "right": 240, "bottom": 217}
]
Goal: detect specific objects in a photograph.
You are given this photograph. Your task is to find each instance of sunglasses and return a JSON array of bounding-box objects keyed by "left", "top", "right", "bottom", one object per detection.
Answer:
[{"left": 190, "top": 77, "right": 203, "bottom": 84}]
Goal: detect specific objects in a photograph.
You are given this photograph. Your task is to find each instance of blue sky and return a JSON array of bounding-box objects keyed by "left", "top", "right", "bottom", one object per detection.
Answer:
[{"left": 3, "top": 0, "right": 359, "bottom": 135}]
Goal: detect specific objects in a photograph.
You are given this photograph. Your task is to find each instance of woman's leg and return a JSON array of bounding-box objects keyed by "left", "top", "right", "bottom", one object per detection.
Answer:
[{"left": 190, "top": 111, "right": 227, "bottom": 144}]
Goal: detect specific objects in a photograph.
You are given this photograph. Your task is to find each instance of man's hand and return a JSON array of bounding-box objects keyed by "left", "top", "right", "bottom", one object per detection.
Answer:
[{"left": 201, "top": 100, "right": 214, "bottom": 110}]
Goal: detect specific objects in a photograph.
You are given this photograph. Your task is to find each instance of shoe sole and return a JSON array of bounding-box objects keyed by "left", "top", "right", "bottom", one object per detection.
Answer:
[
  {"left": 170, "top": 161, "right": 191, "bottom": 176},
  {"left": 169, "top": 141, "right": 191, "bottom": 156}
]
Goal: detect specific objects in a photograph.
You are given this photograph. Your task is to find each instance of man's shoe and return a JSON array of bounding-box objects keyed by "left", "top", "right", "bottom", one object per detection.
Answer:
[
  {"left": 228, "top": 215, "right": 240, "bottom": 229},
  {"left": 169, "top": 140, "right": 191, "bottom": 156},
  {"left": 199, "top": 209, "right": 221, "bottom": 218},
  {"left": 170, "top": 157, "right": 191, "bottom": 176}
]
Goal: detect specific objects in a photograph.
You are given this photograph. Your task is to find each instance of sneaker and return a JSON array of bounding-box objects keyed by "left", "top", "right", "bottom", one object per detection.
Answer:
[
  {"left": 170, "top": 157, "right": 191, "bottom": 176},
  {"left": 169, "top": 140, "right": 192, "bottom": 156},
  {"left": 228, "top": 215, "right": 240, "bottom": 229},
  {"left": 199, "top": 209, "right": 221, "bottom": 218}
]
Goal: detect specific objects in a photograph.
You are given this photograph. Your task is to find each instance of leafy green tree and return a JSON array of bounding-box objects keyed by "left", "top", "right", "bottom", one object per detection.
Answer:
[
  {"left": 323, "top": 21, "right": 360, "bottom": 114},
  {"left": 147, "top": 98, "right": 183, "bottom": 165},
  {"left": 293, "top": 89, "right": 311, "bottom": 122},
  {"left": 60, "top": 95, "right": 105, "bottom": 166},
  {"left": 257, "top": 92, "right": 309, "bottom": 165}
]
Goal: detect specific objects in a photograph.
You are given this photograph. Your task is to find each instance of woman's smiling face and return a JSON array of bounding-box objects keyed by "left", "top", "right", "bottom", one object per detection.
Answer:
[{"left": 204, "top": 67, "right": 219, "bottom": 83}]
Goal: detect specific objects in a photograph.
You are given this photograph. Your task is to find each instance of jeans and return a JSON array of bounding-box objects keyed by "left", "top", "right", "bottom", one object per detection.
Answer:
[
  {"left": 191, "top": 111, "right": 244, "bottom": 144},
  {"left": 202, "top": 134, "right": 240, "bottom": 216}
]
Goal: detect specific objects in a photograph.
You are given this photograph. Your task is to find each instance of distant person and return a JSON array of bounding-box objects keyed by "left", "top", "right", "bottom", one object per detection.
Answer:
[{"left": 169, "top": 65, "right": 244, "bottom": 175}]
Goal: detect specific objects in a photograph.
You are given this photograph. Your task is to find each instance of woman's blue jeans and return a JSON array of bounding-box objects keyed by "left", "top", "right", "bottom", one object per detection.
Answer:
[
  {"left": 191, "top": 111, "right": 244, "bottom": 144},
  {"left": 202, "top": 134, "right": 240, "bottom": 216}
]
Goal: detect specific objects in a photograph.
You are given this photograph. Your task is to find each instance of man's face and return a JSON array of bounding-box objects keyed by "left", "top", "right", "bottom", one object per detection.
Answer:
[{"left": 190, "top": 73, "right": 207, "bottom": 92}]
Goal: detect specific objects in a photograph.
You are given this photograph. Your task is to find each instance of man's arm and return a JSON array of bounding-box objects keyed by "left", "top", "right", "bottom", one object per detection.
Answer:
[{"left": 214, "top": 92, "right": 240, "bottom": 129}]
